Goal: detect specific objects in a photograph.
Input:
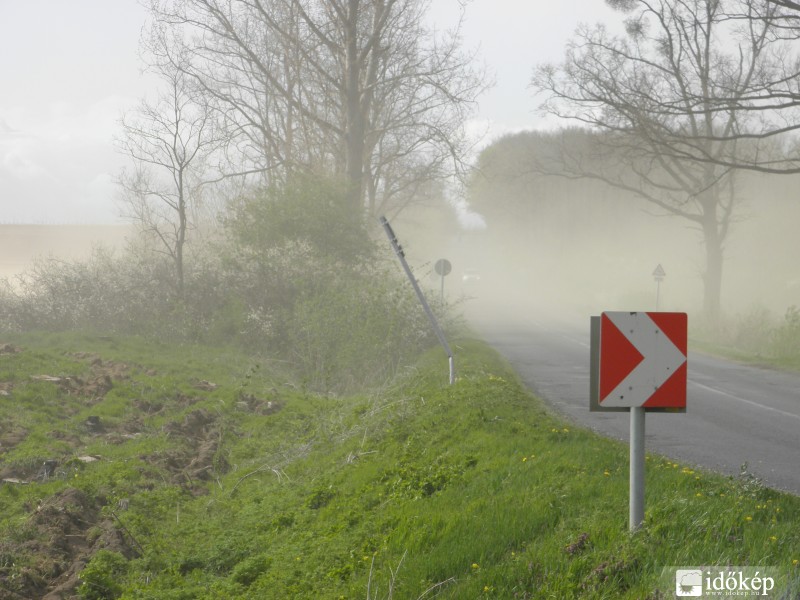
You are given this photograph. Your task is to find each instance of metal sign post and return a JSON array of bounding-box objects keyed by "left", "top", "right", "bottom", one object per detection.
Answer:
[
  {"left": 380, "top": 217, "right": 455, "bottom": 384},
  {"left": 653, "top": 264, "right": 666, "bottom": 311},
  {"left": 434, "top": 259, "right": 452, "bottom": 303},
  {"left": 629, "top": 406, "right": 645, "bottom": 530}
]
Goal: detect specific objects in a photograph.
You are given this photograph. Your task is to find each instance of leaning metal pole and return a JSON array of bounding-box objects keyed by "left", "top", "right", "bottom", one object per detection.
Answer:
[{"left": 379, "top": 216, "right": 455, "bottom": 384}]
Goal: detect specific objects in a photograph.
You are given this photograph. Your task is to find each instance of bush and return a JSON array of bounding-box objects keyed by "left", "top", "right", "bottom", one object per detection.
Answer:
[
  {"left": 731, "top": 304, "right": 775, "bottom": 354},
  {"left": 287, "top": 276, "right": 436, "bottom": 391},
  {"left": 771, "top": 305, "right": 800, "bottom": 358},
  {"left": 78, "top": 550, "right": 128, "bottom": 600},
  {"left": 0, "top": 176, "right": 451, "bottom": 392},
  {"left": 693, "top": 304, "right": 800, "bottom": 364}
]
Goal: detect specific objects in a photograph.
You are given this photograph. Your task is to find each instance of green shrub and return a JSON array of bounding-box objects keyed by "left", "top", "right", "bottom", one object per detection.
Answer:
[
  {"left": 78, "top": 550, "right": 128, "bottom": 600},
  {"left": 0, "top": 175, "right": 452, "bottom": 391},
  {"left": 287, "top": 277, "right": 435, "bottom": 391},
  {"left": 771, "top": 305, "right": 800, "bottom": 358}
]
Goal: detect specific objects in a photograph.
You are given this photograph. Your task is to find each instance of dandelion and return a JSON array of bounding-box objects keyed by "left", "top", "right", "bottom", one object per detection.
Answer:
[
  {"left": 472, "top": 563, "right": 480, "bottom": 570},
  {"left": 745, "top": 516, "right": 753, "bottom": 522},
  {"left": 603, "top": 470, "right": 610, "bottom": 476},
  {"left": 793, "top": 559, "right": 799, "bottom": 566},
  {"left": 770, "top": 536, "right": 777, "bottom": 542},
  {"left": 696, "top": 493, "right": 703, "bottom": 497},
  {"left": 562, "top": 428, "right": 569, "bottom": 433},
  {"left": 484, "top": 585, "right": 490, "bottom": 592},
  {"left": 522, "top": 457, "right": 527, "bottom": 462}
]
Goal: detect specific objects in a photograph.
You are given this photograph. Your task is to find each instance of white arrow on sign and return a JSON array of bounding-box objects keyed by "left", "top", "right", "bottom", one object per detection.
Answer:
[{"left": 600, "top": 312, "right": 686, "bottom": 407}]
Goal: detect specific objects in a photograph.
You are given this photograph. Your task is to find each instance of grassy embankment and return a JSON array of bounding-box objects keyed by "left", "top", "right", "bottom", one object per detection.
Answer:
[
  {"left": 689, "top": 307, "right": 800, "bottom": 372},
  {"left": 690, "top": 336, "right": 800, "bottom": 372},
  {"left": 0, "top": 331, "right": 799, "bottom": 599}
]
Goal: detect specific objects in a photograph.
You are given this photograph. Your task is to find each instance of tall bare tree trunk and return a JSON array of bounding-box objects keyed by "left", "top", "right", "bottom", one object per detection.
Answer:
[{"left": 702, "top": 215, "right": 724, "bottom": 324}]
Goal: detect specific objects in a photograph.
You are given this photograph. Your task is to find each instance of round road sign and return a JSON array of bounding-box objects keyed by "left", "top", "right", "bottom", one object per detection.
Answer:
[{"left": 435, "top": 259, "right": 452, "bottom": 276}]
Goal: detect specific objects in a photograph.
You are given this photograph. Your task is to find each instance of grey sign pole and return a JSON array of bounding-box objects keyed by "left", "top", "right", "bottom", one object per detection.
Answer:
[
  {"left": 434, "top": 259, "right": 452, "bottom": 304},
  {"left": 380, "top": 216, "right": 455, "bottom": 384},
  {"left": 653, "top": 264, "right": 666, "bottom": 311},
  {"left": 630, "top": 407, "right": 645, "bottom": 532},
  {"left": 634, "top": 274, "right": 663, "bottom": 530}
]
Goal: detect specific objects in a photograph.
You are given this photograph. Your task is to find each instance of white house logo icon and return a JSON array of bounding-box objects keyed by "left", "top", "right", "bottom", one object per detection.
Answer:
[{"left": 676, "top": 569, "right": 703, "bottom": 596}]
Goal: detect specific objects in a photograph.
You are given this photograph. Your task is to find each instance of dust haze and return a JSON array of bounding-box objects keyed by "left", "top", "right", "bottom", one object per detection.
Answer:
[
  {"left": 6, "top": 164, "right": 799, "bottom": 333},
  {"left": 398, "top": 169, "right": 800, "bottom": 330},
  {"left": 0, "top": 225, "right": 130, "bottom": 282},
  {"left": 4, "top": 161, "right": 799, "bottom": 338}
]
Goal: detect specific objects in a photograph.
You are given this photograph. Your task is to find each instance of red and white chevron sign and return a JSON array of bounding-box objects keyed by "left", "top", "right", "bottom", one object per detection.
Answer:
[{"left": 598, "top": 311, "right": 687, "bottom": 409}]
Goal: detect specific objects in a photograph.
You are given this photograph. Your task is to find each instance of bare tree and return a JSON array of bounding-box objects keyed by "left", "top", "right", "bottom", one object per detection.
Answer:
[
  {"left": 145, "top": 0, "right": 487, "bottom": 216},
  {"left": 532, "top": 0, "right": 779, "bottom": 320},
  {"left": 768, "top": 0, "right": 800, "bottom": 9},
  {"left": 116, "top": 34, "right": 219, "bottom": 297},
  {"left": 599, "top": 0, "right": 800, "bottom": 175}
]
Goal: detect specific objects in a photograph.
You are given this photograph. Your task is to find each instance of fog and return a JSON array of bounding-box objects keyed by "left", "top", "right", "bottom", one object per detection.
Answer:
[
  {"left": 398, "top": 170, "right": 800, "bottom": 328},
  {"left": 5, "top": 160, "right": 799, "bottom": 335},
  {"left": 0, "top": 225, "right": 131, "bottom": 282},
  {"left": 2, "top": 0, "right": 799, "bottom": 337}
]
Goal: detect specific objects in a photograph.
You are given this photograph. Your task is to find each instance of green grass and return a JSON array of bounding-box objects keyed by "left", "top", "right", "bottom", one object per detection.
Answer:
[
  {"left": 0, "top": 331, "right": 799, "bottom": 599},
  {"left": 690, "top": 336, "right": 800, "bottom": 372}
]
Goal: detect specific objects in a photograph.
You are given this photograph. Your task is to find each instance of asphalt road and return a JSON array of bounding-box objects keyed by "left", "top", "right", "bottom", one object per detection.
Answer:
[{"left": 470, "top": 309, "right": 800, "bottom": 495}]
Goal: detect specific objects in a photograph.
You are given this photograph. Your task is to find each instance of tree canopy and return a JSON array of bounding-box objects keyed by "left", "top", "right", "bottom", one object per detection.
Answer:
[{"left": 145, "top": 0, "right": 487, "bottom": 215}]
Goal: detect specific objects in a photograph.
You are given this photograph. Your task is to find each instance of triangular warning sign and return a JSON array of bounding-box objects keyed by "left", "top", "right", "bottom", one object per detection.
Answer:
[{"left": 599, "top": 313, "right": 644, "bottom": 402}]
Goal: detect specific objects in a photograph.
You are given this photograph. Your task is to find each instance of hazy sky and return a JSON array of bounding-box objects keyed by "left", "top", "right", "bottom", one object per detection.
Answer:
[{"left": 0, "top": 0, "right": 618, "bottom": 224}]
